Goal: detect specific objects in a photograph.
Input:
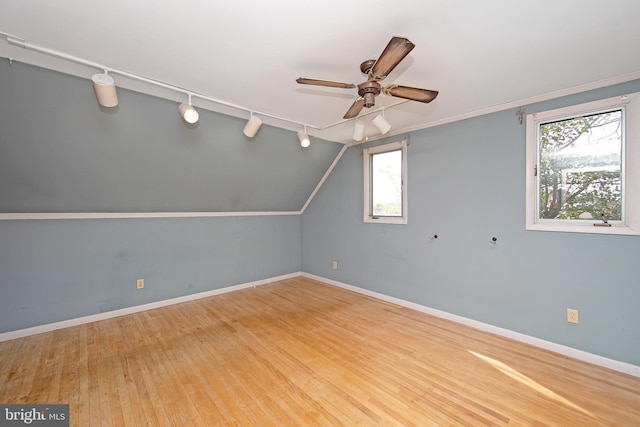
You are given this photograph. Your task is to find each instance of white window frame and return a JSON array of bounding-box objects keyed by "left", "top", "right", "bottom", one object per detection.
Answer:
[
  {"left": 525, "top": 93, "right": 640, "bottom": 235},
  {"left": 363, "top": 140, "right": 408, "bottom": 224}
]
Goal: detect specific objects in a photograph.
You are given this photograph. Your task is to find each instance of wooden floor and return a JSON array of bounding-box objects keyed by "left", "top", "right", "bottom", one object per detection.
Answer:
[{"left": 1, "top": 277, "right": 639, "bottom": 426}]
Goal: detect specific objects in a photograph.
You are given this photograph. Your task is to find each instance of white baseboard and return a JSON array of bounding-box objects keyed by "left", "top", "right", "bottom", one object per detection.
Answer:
[
  {"left": 302, "top": 272, "right": 640, "bottom": 378},
  {"left": 0, "top": 272, "right": 302, "bottom": 342}
]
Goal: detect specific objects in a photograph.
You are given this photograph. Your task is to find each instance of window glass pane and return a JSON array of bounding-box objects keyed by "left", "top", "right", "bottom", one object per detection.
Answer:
[
  {"left": 371, "top": 149, "right": 402, "bottom": 217},
  {"left": 538, "top": 109, "right": 623, "bottom": 221}
]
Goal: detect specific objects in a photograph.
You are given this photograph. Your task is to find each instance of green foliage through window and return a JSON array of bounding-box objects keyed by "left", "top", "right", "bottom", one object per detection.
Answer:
[{"left": 538, "top": 109, "right": 622, "bottom": 221}]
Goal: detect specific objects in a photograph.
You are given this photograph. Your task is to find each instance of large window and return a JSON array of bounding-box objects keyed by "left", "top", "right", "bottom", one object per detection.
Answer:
[
  {"left": 363, "top": 140, "right": 407, "bottom": 224},
  {"left": 525, "top": 93, "right": 640, "bottom": 235}
]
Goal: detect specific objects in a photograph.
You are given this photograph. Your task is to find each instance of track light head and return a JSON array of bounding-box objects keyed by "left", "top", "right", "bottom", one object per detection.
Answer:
[
  {"left": 372, "top": 113, "right": 391, "bottom": 134},
  {"left": 243, "top": 114, "right": 262, "bottom": 138},
  {"left": 298, "top": 130, "right": 310, "bottom": 148},
  {"left": 92, "top": 73, "right": 118, "bottom": 107},
  {"left": 352, "top": 120, "right": 366, "bottom": 141},
  {"left": 178, "top": 102, "right": 199, "bottom": 124}
]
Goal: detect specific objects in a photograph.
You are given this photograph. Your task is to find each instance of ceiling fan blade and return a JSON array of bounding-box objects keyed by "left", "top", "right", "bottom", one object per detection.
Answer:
[
  {"left": 383, "top": 85, "right": 439, "bottom": 103},
  {"left": 369, "top": 37, "right": 415, "bottom": 81},
  {"left": 296, "top": 77, "right": 356, "bottom": 89},
  {"left": 343, "top": 97, "right": 365, "bottom": 119}
]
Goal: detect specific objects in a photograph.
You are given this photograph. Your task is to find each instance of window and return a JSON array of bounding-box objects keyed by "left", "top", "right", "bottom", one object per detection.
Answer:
[
  {"left": 525, "top": 92, "right": 640, "bottom": 235},
  {"left": 363, "top": 140, "right": 408, "bottom": 224}
]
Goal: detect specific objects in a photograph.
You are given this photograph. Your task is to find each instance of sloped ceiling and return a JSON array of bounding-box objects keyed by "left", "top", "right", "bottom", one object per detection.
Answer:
[
  {"left": 0, "top": 60, "right": 344, "bottom": 213},
  {"left": 1, "top": 0, "right": 640, "bottom": 144}
]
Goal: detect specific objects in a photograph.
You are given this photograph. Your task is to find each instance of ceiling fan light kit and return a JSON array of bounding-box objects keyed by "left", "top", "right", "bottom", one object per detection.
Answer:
[
  {"left": 296, "top": 36, "right": 439, "bottom": 128},
  {"left": 352, "top": 120, "right": 366, "bottom": 141},
  {"left": 372, "top": 113, "right": 391, "bottom": 134}
]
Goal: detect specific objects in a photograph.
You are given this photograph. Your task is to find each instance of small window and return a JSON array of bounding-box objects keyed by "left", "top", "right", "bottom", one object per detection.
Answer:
[
  {"left": 525, "top": 93, "right": 640, "bottom": 235},
  {"left": 363, "top": 140, "right": 407, "bottom": 224}
]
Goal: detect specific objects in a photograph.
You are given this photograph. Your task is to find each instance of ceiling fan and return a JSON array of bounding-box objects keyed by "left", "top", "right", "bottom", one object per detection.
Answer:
[{"left": 296, "top": 36, "right": 439, "bottom": 119}]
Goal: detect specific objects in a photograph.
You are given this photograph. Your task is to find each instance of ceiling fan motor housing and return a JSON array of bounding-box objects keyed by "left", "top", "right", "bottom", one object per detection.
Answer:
[{"left": 358, "top": 81, "right": 381, "bottom": 108}]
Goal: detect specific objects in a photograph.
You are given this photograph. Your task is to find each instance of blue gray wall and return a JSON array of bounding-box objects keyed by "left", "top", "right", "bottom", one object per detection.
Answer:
[
  {"left": 302, "top": 80, "right": 640, "bottom": 366},
  {"left": 0, "top": 60, "right": 339, "bottom": 332},
  {"left": 0, "top": 215, "right": 301, "bottom": 331},
  {"left": 2, "top": 59, "right": 640, "bottom": 369}
]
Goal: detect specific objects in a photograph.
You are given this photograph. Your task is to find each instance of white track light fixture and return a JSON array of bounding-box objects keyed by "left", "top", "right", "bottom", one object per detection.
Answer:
[
  {"left": 92, "top": 71, "right": 118, "bottom": 107},
  {"left": 1, "top": 33, "right": 337, "bottom": 138},
  {"left": 372, "top": 111, "right": 391, "bottom": 134},
  {"left": 243, "top": 113, "right": 262, "bottom": 138},
  {"left": 298, "top": 127, "right": 310, "bottom": 148},
  {"left": 179, "top": 94, "right": 199, "bottom": 124},
  {"left": 352, "top": 120, "right": 366, "bottom": 141}
]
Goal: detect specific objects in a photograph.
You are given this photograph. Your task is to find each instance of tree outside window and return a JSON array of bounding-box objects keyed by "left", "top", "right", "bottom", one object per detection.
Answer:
[
  {"left": 525, "top": 92, "right": 640, "bottom": 235},
  {"left": 538, "top": 109, "right": 622, "bottom": 222}
]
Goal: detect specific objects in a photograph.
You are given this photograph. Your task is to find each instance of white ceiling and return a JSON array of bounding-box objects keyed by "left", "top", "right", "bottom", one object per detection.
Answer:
[{"left": 2, "top": 0, "right": 640, "bottom": 143}]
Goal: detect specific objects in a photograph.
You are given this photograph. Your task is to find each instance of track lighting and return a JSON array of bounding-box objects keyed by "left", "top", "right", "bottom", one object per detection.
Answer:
[
  {"left": 372, "top": 112, "right": 391, "bottom": 134},
  {"left": 91, "top": 71, "right": 118, "bottom": 107},
  {"left": 179, "top": 94, "right": 199, "bottom": 124},
  {"left": 2, "top": 33, "right": 365, "bottom": 141},
  {"left": 298, "top": 127, "right": 310, "bottom": 148},
  {"left": 243, "top": 113, "right": 262, "bottom": 138},
  {"left": 352, "top": 120, "right": 366, "bottom": 141}
]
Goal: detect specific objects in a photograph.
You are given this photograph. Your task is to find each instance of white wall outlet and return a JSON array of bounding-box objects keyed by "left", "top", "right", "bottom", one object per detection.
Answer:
[
  {"left": 137, "top": 279, "right": 144, "bottom": 289},
  {"left": 567, "top": 308, "right": 579, "bottom": 324},
  {"left": 332, "top": 261, "right": 338, "bottom": 270}
]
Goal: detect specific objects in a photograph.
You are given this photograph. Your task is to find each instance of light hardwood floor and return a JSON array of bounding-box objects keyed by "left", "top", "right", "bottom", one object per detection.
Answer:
[{"left": 1, "top": 276, "right": 639, "bottom": 426}]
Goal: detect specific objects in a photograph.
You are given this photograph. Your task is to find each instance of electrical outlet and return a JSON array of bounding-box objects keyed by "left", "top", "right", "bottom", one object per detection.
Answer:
[
  {"left": 567, "top": 308, "right": 579, "bottom": 324},
  {"left": 137, "top": 279, "right": 144, "bottom": 289},
  {"left": 332, "top": 261, "right": 338, "bottom": 270}
]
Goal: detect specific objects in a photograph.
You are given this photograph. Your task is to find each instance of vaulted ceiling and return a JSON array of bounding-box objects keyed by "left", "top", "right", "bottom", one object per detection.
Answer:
[{"left": 2, "top": 0, "right": 640, "bottom": 143}]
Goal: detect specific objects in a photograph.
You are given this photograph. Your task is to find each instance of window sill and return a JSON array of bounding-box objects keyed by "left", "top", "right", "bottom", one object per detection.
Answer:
[
  {"left": 364, "top": 216, "right": 407, "bottom": 225},
  {"left": 526, "top": 221, "right": 640, "bottom": 236}
]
